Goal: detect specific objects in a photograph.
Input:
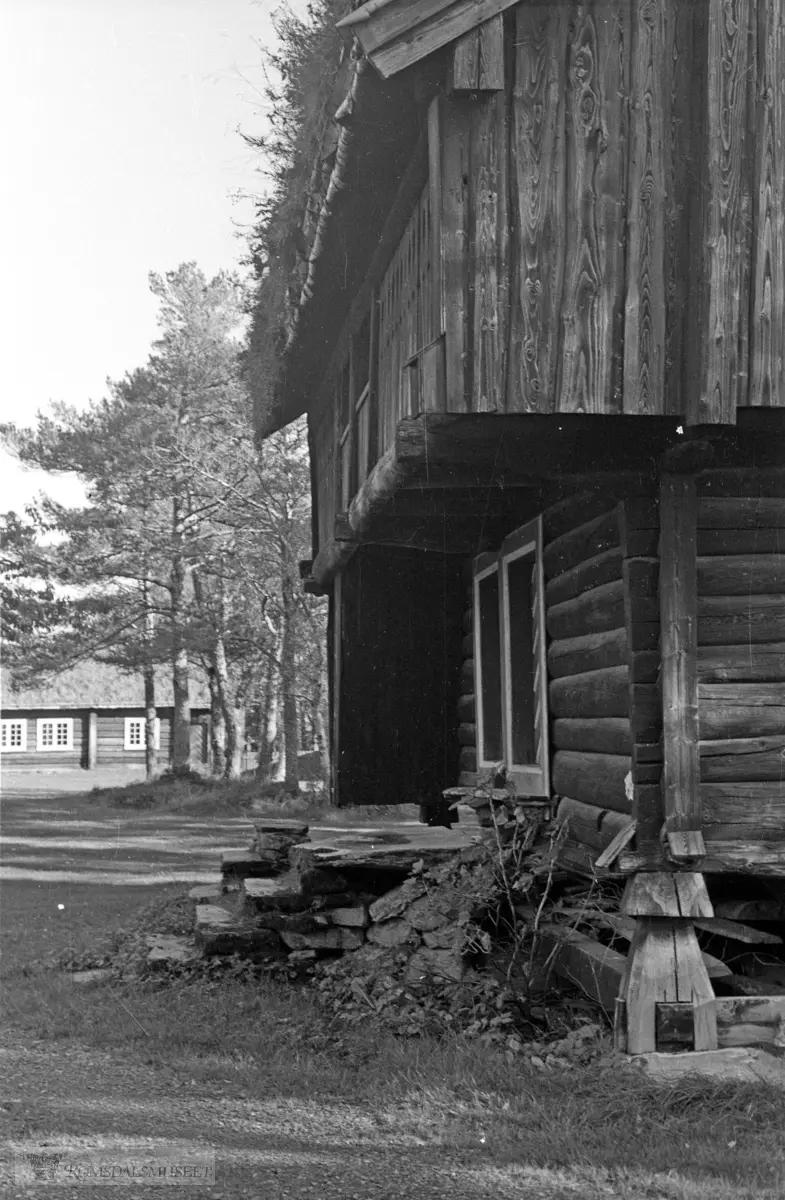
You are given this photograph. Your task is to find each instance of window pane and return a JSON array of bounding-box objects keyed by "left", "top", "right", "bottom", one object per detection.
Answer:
[
  {"left": 11, "top": 724, "right": 22, "bottom": 747},
  {"left": 478, "top": 571, "right": 502, "bottom": 762},
  {"left": 41, "top": 724, "right": 53, "bottom": 746},
  {"left": 507, "top": 552, "right": 536, "bottom": 765},
  {"left": 56, "top": 723, "right": 69, "bottom": 745}
]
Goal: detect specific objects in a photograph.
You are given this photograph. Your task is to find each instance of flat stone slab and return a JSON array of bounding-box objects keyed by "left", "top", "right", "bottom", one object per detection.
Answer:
[
  {"left": 188, "top": 884, "right": 224, "bottom": 904},
  {"left": 194, "top": 906, "right": 281, "bottom": 958},
  {"left": 329, "top": 905, "right": 369, "bottom": 928},
  {"left": 146, "top": 934, "right": 198, "bottom": 969},
  {"left": 366, "top": 919, "right": 419, "bottom": 949},
  {"left": 242, "top": 873, "right": 307, "bottom": 914},
  {"left": 69, "top": 968, "right": 113, "bottom": 987},
  {"left": 369, "top": 879, "right": 427, "bottom": 923},
  {"left": 291, "top": 839, "right": 462, "bottom": 875},
  {"left": 253, "top": 819, "right": 310, "bottom": 836},
  {"left": 221, "top": 851, "right": 279, "bottom": 879},
  {"left": 405, "top": 946, "right": 464, "bottom": 984}
]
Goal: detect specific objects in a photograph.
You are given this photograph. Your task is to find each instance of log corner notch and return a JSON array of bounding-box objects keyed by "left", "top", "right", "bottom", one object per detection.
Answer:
[{"left": 659, "top": 474, "right": 704, "bottom": 863}]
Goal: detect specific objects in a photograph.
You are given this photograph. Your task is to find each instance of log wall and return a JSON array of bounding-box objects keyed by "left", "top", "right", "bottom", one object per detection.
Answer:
[
  {"left": 696, "top": 477, "right": 785, "bottom": 861},
  {"left": 544, "top": 494, "right": 661, "bottom": 859},
  {"left": 0, "top": 709, "right": 210, "bottom": 769}
]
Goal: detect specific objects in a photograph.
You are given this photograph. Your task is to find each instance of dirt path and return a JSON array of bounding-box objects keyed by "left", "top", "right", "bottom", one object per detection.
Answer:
[
  {"left": 2, "top": 1029, "right": 579, "bottom": 1200},
  {"left": 0, "top": 774, "right": 583, "bottom": 1199}
]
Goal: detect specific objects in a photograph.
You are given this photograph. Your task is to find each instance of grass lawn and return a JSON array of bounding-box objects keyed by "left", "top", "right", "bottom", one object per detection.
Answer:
[{"left": 2, "top": 776, "right": 785, "bottom": 1197}]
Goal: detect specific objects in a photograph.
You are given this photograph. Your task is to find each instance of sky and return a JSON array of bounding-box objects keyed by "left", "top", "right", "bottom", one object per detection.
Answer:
[{"left": 0, "top": 0, "right": 305, "bottom": 511}]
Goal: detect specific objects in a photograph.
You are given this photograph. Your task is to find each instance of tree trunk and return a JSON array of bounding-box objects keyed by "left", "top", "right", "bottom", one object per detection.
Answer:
[
  {"left": 170, "top": 511, "right": 191, "bottom": 775},
  {"left": 213, "top": 628, "right": 243, "bottom": 780},
  {"left": 256, "top": 648, "right": 281, "bottom": 781},
  {"left": 144, "top": 663, "right": 158, "bottom": 781},
  {"left": 142, "top": 584, "right": 159, "bottom": 781},
  {"left": 208, "top": 669, "right": 226, "bottom": 777},
  {"left": 280, "top": 566, "right": 299, "bottom": 791}
]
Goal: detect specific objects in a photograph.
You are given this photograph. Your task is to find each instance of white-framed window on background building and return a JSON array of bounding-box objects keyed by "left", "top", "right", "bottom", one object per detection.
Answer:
[
  {"left": 1, "top": 719, "right": 28, "bottom": 752},
  {"left": 124, "top": 717, "right": 160, "bottom": 751},
  {"left": 36, "top": 718, "right": 73, "bottom": 751}
]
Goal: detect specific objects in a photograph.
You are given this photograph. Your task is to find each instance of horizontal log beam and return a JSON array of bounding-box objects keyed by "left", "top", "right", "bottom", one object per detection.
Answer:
[
  {"left": 555, "top": 795, "right": 633, "bottom": 850},
  {"left": 541, "top": 928, "right": 627, "bottom": 1012},
  {"left": 698, "top": 644, "right": 785, "bottom": 682},
  {"left": 700, "top": 737, "right": 785, "bottom": 783},
  {"left": 698, "top": 594, "right": 785, "bottom": 645},
  {"left": 657, "top": 996, "right": 785, "bottom": 1050},
  {"left": 552, "top": 717, "right": 632, "bottom": 757},
  {"left": 545, "top": 547, "right": 624, "bottom": 607},
  {"left": 552, "top": 750, "right": 632, "bottom": 815},
  {"left": 699, "top": 498, "right": 785, "bottom": 528},
  {"left": 697, "top": 555, "right": 785, "bottom": 595},
  {"left": 547, "top": 627, "right": 629, "bottom": 679}
]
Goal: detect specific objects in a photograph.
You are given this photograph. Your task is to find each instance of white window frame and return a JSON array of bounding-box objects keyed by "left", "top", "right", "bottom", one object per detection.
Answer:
[
  {"left": 473, "top": 516, "right": 549, "bottom": 797},
  {"left": 473, "top": 552, "right": 503, "bottom": 772},
  {"left": 1, "top": 718, "right": 28, "bottom": 752},
  {"left": 124, "top": 717, "right": 161, "bottom": 751},
  {"left": 36, "top": 717, "right": 74, "bottom": 751}
]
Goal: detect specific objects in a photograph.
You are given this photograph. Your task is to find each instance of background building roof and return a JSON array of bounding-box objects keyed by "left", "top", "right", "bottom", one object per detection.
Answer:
[{"left": 1, "top": 661, "right": 211, "bottom": 711}]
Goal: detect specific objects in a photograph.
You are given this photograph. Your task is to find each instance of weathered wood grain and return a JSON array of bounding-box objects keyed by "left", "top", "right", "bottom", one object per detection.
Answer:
[
  {"left": 470, "top": 91, "right": 509, "bottom": 413},
  {"left": 624, "top": 0, "right": 666, "bottom": 415},
  {"left": 658, "top": 996, "right": 785, "bottom": 1050},
  {"left": 550, "top": 665, "right": 630, "bottom": 718},
  {"left": 698, "top": 528, "right": 785, "bottom": 555},
  {"left": 692, "top": 918, "right": 782, "bottom": 946},
  {"left": 559, "top": 3, "right": 629, "bottom": 414},
  {"left": 697, "top": 554, "right": 785, "bottom": 595},
  {"left": 543, "top": 927, "right": 627, "bottom": 1012},
  {"left": 698, "top": 643, "right": 785, "bottom": 682},
  {"left": 698, "top": 594, "right": 785, "bottom": 645},
  {"left": 553, "top": 717, "right": 633, "bottom": 756},
  {"left": 440, "top": 96, "right": 471, "bottom": 413},
  {"left": 700, "top": 684, "right": 785, "bottom": 738},
  {"left": 556, "top": 795, "right": 634, "bottom": 851},
  {"left": 698, "top": 469, "right": 785, "bottom": 497},
  {"left": 508, "top": 3, "right": 567, "bottom": 414},
  {"left": 452, "top": 26, "right": 480, "bottom": 89},
  {"left": 479, "top": 13, "right": 505, "bottom": 89},
  {"left": 700, "top": 736, "right": 785, "bottom": 783},
  {"left": 543, "top": 508, "right": 620, "bottom": 579},
  {"left": 748, "top": 0, "right": 785, "bottom": 410},
  {"left": 702, "top": 781, "right": 785, "bottom": 831},
  {"left": 663, "top": 0, "right": 698, "bottom": 416},
  {"left": 547, "top": 579, "right": 627, "bottom": 640},
  {"left": 548, "top": 627, "right": 630, "bottom": 679},
  {"left": 552, "top": 750, "right": 632, "bottom": 814},
  {"left": 699, "top": 497, "right": 785, "bottom": 528},
  {"left": 697, "top": 0, "right": 752, "bottom": 423},
  {"left": 660, "top": 476, "right": 700, "bottom": 842},
  {"left": 545, "top": 547, "right": 625, "bottom": 606}
]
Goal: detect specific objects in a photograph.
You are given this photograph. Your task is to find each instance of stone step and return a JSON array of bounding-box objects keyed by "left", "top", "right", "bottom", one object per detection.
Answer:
[
  {"left": 253, "top": 818, "right": 309, "bottom": 836},
  {"left": 194, "top": 904, "right": 281, "bottom": 959},
  {"left": 241, "top": 872, "right": 309, "bottom": 915},
  {"left": 221, "top": 851, "right": 280, "bottom": 880},
  {"left": 188, "top": 884, "right": 224, "bottom": 905}
]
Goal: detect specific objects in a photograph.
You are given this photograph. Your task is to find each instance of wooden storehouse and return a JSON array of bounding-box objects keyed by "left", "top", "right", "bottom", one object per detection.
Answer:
[
  {"left": 254, "top": 0, "right": 785, "bottom": 1059},
  {"left": 1, "top": 663, "right": 212, "bottom": 770}
]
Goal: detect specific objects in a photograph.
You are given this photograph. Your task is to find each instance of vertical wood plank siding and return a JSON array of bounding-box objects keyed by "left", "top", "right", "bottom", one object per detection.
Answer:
[
  {"left": 377, "top": 185, "right": 436, "bottom": 456},
  {"left": 507, "top": 4, "right": 567, "bottom": 414},
  {"left": 558, "top": 3, "right": 629, "bottom": 415},
  {"left": 697, "top": 0, "right": 752, "bottom": 424},
  {"left": 748, "top": 2, "right": 785, "bottom": 410}
]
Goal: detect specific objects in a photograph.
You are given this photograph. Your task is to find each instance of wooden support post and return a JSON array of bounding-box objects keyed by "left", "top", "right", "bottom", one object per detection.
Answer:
[
  {"left": 617, "top": 872, "right": 717, "bottom": 1055},
  {"left": 87, "top": 710, "right": 98, "bottom": 770},
  {"left": 660, "top": 475, "right": 704, "bottom": 861}
]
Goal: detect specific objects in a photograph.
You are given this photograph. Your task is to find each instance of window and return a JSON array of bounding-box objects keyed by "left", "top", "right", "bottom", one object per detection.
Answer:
[
  {"left": 124, "top": 717, "right": 161, "bottom": 751},
  {"left": 473, "top": 518, "right": 549, "bottom": 796},
  {"left": 1, "top": 719, "right": 27, "bottom": 752},
  {"left": 36, "top": 718, "right": 73, "bottom": 751}
]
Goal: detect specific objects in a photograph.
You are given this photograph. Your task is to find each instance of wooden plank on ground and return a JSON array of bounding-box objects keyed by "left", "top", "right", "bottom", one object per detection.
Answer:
[
  {"left": 542, "top": 927, "right": 627, "bottom": 1012},
  {"left": 658, "top": 996, "right": 785, "bottom": 1049}
]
